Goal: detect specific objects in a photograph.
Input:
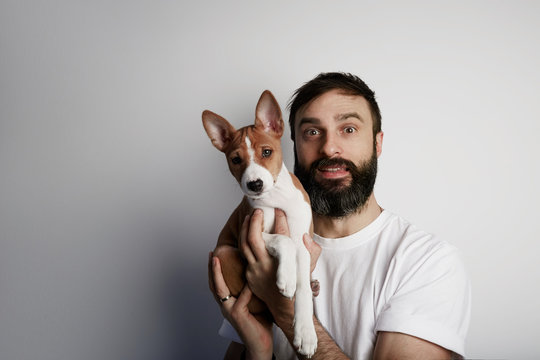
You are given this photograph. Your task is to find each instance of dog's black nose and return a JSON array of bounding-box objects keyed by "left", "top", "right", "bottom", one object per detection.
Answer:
[{"left": 247, "top": 179, "right": 263, "bottom": 193}]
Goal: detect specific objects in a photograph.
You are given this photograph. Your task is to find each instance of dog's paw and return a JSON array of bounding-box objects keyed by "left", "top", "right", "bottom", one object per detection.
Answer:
[
  {"left": 277, "top": 282, "right": 296, "bottom": 299},
  {"left": 276, "top": 271, "right": 296, "bottom": 299},
  {"left": 293, "top": 319, "right": 317, "bottom": 358}
]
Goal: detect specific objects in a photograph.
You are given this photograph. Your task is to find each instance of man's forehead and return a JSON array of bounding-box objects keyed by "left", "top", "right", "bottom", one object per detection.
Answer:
[{"left": 295, "top": 90, "right": 372, "bottom": 126}]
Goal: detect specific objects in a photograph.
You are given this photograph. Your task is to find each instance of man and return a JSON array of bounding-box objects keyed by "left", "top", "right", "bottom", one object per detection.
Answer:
[{"left": 209, "top": 72, "right": 471, "bottom": 359}]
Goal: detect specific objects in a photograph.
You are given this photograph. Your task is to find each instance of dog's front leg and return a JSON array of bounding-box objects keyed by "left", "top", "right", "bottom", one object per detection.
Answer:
[
  {"left": 263, "top": 233, "right": 297, "bottom": 299},
  {"left": 292, "top": 242, "right": 318, "bottom": 357}
]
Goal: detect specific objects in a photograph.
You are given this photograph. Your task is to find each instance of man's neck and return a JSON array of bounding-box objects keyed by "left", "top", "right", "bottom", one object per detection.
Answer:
[{"left": 312, "top": 194, "right": 382, "bottom": 239}]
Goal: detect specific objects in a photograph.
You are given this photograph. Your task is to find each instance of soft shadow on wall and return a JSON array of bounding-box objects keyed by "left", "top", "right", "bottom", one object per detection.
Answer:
[{"left": 152, "top": 226, "right": 230, "bottom": 360}]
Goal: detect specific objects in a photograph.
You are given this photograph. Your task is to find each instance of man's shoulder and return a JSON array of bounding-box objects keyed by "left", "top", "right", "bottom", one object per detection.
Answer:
[
  {"left": 380, "top": 211, "right": 469, "bottom": 305},
  {"left": 381, "top": 211, "right": 459, "bottom": 261}
]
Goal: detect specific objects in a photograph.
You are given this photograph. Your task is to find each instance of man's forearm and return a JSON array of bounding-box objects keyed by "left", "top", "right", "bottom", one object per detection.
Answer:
[
  {"left": 308, "top": 316, "right": 350, "bottom": 360},
  {"left": 272, "top": 303, "right": 350, "bottom": 360}
]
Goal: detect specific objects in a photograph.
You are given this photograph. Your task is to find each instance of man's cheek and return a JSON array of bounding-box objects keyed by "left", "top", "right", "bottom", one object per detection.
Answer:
[{"left": 296, "top": 148, "right": 313, "bottom": 168}]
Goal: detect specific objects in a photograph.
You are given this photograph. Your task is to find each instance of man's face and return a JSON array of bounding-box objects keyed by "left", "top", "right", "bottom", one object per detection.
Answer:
[{"left": 293, "top": 89, "right": 383, "bottom": 217}]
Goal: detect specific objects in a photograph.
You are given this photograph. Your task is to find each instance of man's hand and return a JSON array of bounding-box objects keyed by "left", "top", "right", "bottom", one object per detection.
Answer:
[
  {"left": 208, "top": 251, "right": 273, "bottom": 360},
  {"left": 239, "top": 209, "right": 288, "bottom": 314},
  {"left": 208, "top": 208, "right": 322, "bottom": 359}
]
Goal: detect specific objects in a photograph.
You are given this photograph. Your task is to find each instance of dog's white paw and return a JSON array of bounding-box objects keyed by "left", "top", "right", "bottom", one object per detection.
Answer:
[
  {"left": 276, "top": 265, "right": 296, "bottom": 299},
  {"left": 293, "top": 319, "right": 318, "bottom": 358}
]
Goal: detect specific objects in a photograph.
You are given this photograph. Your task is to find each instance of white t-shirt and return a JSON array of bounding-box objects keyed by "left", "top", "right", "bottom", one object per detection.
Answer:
[{"left": 219, "top": 210, "right": 471, "bottom": 359}]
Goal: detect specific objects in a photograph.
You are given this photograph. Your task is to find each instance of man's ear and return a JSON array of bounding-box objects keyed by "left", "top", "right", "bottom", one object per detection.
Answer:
[
  {"left": 375, "top": 131, "right": 384, "bottom": 158},
  {"left": 254, "top": 90, "right": 284, "bottom": 138},
  {"left": 202, "top": 110, "right": 236, "bottom": 152}
]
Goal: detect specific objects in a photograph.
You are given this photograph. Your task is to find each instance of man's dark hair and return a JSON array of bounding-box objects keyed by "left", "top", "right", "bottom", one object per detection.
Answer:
[{"left": 287, "top": 72, "right": 382, "bottom": 141}]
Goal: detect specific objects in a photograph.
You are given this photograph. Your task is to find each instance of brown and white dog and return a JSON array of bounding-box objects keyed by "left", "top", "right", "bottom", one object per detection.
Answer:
[{"left": 202, "top": 90, "right": 317, "bottom": 357}]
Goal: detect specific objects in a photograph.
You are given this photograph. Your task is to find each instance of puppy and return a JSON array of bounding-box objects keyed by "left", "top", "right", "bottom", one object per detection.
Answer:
[{"left": 203, "top": 90, "right": 317, "bottom": 357}]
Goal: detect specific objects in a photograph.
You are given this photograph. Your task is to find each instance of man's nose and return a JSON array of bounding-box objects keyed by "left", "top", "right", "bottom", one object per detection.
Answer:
[{"left": 320, "top": 133, "right": 343, "bottom": 157}]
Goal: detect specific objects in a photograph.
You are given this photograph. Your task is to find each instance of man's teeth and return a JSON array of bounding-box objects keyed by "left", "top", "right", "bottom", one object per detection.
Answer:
[{"left": 322, "top": 167, "right": 345, "bottom": 172}]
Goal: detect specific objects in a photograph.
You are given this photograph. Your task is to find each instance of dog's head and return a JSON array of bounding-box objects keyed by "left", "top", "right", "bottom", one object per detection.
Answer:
[{"left": 202, "top": 90, "right": 284, "bottom": 198}]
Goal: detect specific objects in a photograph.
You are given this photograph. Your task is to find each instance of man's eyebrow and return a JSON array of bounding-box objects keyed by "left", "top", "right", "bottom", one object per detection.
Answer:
[
  {"left": 336, "top": 112, "right": 365, "bottom": 122},
  {"left": 297, "top": 117, "right": 321, "bottom": 127},
  {"left": 297, "top": 113, "right": 365, "bottom": 127}
]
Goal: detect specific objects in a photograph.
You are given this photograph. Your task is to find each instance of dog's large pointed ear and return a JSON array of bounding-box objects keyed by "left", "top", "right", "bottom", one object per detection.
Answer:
[
  {"left": 255, "top": 90, "right": 284, "bottom": 138},
  {"left": 202, "top": 110, "right": 236, "bottom": 152}
]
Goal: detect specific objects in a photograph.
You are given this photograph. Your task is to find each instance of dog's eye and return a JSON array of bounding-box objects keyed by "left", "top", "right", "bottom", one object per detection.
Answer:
[
  {"left": 262, "top": 149, "right": 272, "bottom": 158},
  {"left": 231, "top": 156, "right": 242, "bottom": 165}
]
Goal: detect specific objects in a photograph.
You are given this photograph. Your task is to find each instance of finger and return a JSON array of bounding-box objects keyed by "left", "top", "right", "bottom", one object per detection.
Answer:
[
  {"left": 303, "top": 233, "right": 321, "bottom": 273},
  {"left": 274, "top": 209, "right": 290, "bottom": 236},
  {"left": 211, "top": 256, "right": 234, "bottom": 306},
  {"left": 248, "top": 209, "right": 268, "bottom": 260},
  {"left": 208, "top": 251, "right": 216, "bottom": 296},
  {"left": 303, "top": 233, "right": 321, "bottom": 257},
  {"left": 235, "top": 285, "right": 253, "bottom": 308},
  {"left": 239, "top": 215, "right": 256, "bottom": 264},
  {"left": 313, "top": 239, "right": 322, "bottom": 258},
  {"left": 302, "top": 233, "right": 315, "bottom": 253}
]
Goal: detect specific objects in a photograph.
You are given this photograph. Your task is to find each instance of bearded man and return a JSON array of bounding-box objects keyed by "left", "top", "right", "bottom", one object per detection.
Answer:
[{"left": 209, "top": 72, "right": 471, "bottom": 360}]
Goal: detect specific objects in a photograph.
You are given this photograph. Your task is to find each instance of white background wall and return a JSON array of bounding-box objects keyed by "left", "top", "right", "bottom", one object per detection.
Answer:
[{"left": 1, "top": 1, "right": 539, "bottom": 359}]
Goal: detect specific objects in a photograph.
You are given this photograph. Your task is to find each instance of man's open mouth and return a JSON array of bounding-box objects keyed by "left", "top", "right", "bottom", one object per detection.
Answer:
[
  {"left": 319, "top": 166, "right": 348, "bottom": 172},
  {"left": 317, "top": 165, "right": 350, "bottom": 179}
]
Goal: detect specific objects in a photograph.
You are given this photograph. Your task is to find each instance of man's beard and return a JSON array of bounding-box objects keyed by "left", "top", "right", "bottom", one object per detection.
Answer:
[{"left": 294, "top": 152, "right": 378, "bottom": 218}]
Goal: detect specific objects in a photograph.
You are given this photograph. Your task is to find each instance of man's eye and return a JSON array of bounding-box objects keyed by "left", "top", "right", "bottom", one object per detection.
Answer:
[
  {"left": 305, "top": 129, "right": 320, "bottom": 136},
  {"left": 262, "top": 149, "right": 272, "bottom": 158},
  {"left": 344, "top": 127, "right": 356, "bottom": 134},
  {"left": 231, "top": 156, "right": 242, "bottom": 164}
]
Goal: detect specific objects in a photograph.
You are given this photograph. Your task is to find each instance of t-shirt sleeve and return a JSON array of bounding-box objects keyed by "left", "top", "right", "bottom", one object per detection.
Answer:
[{"left": 375, "top": 238, "right": 471, "bottom": 357}]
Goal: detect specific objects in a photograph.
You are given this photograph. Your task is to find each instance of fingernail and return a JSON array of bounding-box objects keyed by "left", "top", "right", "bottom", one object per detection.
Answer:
[{"left": 254, "top": 209, "right": 262, "bottom": 216}]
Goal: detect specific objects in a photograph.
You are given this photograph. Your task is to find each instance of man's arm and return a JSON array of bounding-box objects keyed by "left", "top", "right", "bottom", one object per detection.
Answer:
[
  {"left": 271, "top": 301, "right": 452, "bottom": 360},
  {"left": 208, "top": 252, "right": 274, "bottom": 360},
  {"left": 373, "top": 332, "right": 452, "bottom": 360},
  {"left": 273, "top": 312, "right": 452, "bottom": 360},
  {"left": 271, "top": 307, "right": 350, "bottom": 360},
  {"left": 242, "top": 209, "right": 350, "bottom": 359},
  {"left": 243, "top": 210, "right": 455, "bottom": 359}
]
